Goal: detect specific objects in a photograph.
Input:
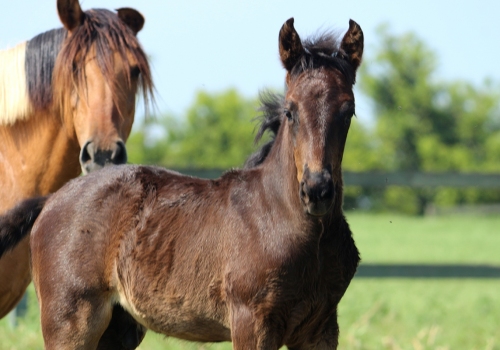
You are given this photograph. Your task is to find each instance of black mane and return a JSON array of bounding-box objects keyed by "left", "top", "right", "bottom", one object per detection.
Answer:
[
  {"left": 244, "top": 30, "right": 354, "bottom": 168},
  {"left": 25, "top": 28, "right": 66, "bottom": 110}
]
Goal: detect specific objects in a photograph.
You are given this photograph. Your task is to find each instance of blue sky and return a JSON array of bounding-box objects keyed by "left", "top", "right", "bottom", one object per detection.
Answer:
[{"left": 1, "top": 0, "right": 499, "bottom": 124}]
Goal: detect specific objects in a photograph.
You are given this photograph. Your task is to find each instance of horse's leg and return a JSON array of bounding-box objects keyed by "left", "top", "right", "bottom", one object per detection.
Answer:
[
  {"left": 289, "top": 314, "right": 339, "bottom": 350},
  {"left": 230, "top": 304, "right": 281, "bottom": 350},
  {"left": 0, "top": 237, "right": 31, "bottom": 318},
  {"left": 38, "top": 284, "right": 113, "bottom": 350},
  {"left": 97, "top": 305, "right": 147, "bottom": 350},
  {"left": 315, "top": 313, "right": 339, "bottom": 349}
]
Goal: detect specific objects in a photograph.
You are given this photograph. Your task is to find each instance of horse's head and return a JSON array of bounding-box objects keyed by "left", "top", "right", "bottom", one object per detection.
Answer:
[
  {"left": 54, "top": 0, "right": 153, "bottom": 174},
  {"left": 278, "top": 18, "right": 363, "bottom": 216}
]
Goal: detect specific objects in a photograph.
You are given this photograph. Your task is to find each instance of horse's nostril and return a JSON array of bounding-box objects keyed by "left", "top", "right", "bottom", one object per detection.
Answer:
[
  {"left": 111, "top": 141, "right": 127, "bottom": 165},
  {"left": 300, "top": 180, "right": 307, "bottom": 199},
  {"left": 299, "top": 169, "right": 335, "bottom": 215},
  {"left": 320, "top": 182, "right": 333, "bottom": 200},
  {"left": 79, "top": 141, "right": 93, "bottom": 164}
]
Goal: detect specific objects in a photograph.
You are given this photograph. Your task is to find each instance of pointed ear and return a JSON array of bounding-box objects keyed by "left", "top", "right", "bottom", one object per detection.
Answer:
[
  {"left": 57, "top": 0, "right": 84, "bottom": 32},
  {"left": 340, "top": 19, "right": 364, "bottom": 71},
  {"left": 117, "top": 8, "right": 145, "bottom": 35},
  {"left": 279, "top": 18, "right": 305, "bottom": 72}
]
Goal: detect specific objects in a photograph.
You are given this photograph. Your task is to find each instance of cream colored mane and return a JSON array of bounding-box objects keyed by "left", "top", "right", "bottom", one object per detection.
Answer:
[{"left": 0, "top": 42, "right": 33, "bottom": 126}]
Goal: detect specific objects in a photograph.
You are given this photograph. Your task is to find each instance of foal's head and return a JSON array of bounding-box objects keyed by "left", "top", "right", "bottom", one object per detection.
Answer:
[
  {"left": 278, "top": 18, "right": 363, "bottom": 216},
  {"left": 54, "top": 0, "right": 153, "bottom": 174}
]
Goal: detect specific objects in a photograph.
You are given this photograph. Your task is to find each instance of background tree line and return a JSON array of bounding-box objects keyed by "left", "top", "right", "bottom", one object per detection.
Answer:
[{"left": 127, "top": 26, "right": 500, "bottom": 215}]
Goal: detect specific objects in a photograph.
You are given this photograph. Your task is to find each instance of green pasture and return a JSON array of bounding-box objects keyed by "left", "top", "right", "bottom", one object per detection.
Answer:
[{"left": 1, "top": 213, "right": 499, "bottom": 349}]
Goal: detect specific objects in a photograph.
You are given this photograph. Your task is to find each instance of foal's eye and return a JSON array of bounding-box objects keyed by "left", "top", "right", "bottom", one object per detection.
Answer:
[
  {"left": 284, "top": 109, "right": 293, "bottom": 121},
  {"left": 344, "top": 113, "right": 353, "bottom": 126}
]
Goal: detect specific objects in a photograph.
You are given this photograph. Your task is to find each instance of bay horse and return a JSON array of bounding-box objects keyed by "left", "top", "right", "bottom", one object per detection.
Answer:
[
  {"left": 0, "top": 0, "right": 153, "bottom": 347},
  {"left": 0, "top": 18, "right": 362, "bottom": 349}
]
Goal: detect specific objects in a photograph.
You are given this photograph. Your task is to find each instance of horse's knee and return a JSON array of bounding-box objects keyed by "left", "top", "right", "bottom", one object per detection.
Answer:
[
  {"left": 40, "top": 296, "right": 113, "bottom": 349},
  {"left": 231, "top": 304, "right": 282, "bottom": 350}
]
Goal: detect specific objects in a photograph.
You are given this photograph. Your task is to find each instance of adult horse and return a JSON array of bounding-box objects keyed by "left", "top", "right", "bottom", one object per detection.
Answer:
[
  {"left": 0, "top": 18, "right": 362, "bottom": 349},
  {"left": 0, "top": 0, "right": 153, "bottom": 346}
]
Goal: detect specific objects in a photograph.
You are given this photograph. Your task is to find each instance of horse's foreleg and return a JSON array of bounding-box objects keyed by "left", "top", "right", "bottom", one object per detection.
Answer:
[
  {"left": 315, "top": 312, "right": 340, "bottom": 350},
  {"left": 230, "top": 304, "right": 281, "bottom": 350},
  {"left": 289, "top": 314, "right": 339, "bottom": 350},
  {"left": 0, "top": 237, "right": 31, "bottom": 318},
  {"left": 38, "top": 287, "right": 113, "bottom": 350}
]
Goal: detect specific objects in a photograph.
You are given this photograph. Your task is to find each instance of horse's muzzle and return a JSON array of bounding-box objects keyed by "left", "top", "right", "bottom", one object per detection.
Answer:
[
  {"left": 79, "top": 140, "right": 127, "bottom": 174},
  {"left": 299, "top": 167, "right": 334, "bottom": 216}
]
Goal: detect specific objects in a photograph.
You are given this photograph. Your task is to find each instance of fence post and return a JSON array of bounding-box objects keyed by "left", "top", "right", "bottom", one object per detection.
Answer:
[{"left": 7, "top": 292, "right": 28, "bottom": 328}]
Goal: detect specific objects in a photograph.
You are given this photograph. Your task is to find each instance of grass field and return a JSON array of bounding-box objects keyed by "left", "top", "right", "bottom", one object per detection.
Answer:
[{"left": 1, "top": 212, "right": 499, "bottom": 349}]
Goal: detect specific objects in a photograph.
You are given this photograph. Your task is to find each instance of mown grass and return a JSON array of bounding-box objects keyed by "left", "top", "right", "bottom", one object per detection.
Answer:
[
  {"left": 338, "top": 279, "right": 499, "bottom": 350},
  {"left": 1, "top": 212, "right": 498, "bottom": 349},
  {"left": 347, "top": 212, "right": 500, "bottom": 264}
]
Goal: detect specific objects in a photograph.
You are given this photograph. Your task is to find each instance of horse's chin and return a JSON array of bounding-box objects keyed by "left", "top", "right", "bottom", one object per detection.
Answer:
[
  {"left": 304, "top": 200, "right": 334, "bottom": 217},
  {"left": 81, "top": 163, "right": 104, "bottom": 175}
]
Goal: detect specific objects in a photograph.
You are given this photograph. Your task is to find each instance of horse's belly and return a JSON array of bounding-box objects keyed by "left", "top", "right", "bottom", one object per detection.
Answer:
[
  {"left": 149, "top": 314, "right": 231, "bottom": 342},
  {"left": 116, "top": 286, "right": 231, "bottom": 342}
]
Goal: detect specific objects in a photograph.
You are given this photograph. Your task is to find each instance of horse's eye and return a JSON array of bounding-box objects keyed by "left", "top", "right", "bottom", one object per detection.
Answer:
[
  {"left": 284, "top": 109, "right": 293, "bottom": 121},
  {"left": 130, "top": 66, "right": 140, "bottom": 78},
  {"left": 341, "top": 109, "right": 355, "bottom": 126},
  {"left": 345, "top": 113, "right": 354, "bottom": 126}
]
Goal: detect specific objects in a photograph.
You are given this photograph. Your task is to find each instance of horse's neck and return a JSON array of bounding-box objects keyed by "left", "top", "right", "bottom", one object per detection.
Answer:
[
  {"left": 259, "top": 132, "right": 303, "bottom": 217},
  {"left": 0, "top": 110, "right": 80, "bottom": 209}
]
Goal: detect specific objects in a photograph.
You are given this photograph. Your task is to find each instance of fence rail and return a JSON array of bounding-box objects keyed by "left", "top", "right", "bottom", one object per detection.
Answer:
[
  {"left": 343, "top": 171, "right": 500, "bottom": 188},
  {"left": 172, "top": 169, "right": 500, "bottom": 188},
  {"left": 355, "top": 264, "right": 500, "bottom": 278}
]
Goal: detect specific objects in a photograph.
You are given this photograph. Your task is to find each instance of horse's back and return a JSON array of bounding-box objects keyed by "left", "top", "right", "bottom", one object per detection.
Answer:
[
  {"left": 30, "top": 165, "right": 170, "bottom": 285},
  {"left": 29, "top": 163, "right": 228, "bottom": 299}
]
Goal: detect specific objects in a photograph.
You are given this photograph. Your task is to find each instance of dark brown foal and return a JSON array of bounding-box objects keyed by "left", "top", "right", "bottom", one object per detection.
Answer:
[{"left": 2, "top": 17, "right": 363, "bottom": 349}]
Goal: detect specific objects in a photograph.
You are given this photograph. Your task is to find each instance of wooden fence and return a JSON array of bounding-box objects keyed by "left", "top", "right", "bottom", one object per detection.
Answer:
[
  {"left": 173, "top": 169, "right": 500, "bottom": 188},
  {"left": 355, "top": 264, "right": 500, "bottom": 278}
]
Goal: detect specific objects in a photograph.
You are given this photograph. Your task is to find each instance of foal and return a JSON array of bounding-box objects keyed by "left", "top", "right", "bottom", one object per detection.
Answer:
[{"left": 3, "top": 18, "right": 363, "bottom": 349}]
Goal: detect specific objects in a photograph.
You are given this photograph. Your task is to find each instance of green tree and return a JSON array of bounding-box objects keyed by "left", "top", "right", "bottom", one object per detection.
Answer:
[
  {"left": 359, "top": 25, "right": 500, "bottom": 214},
  {"left": 128, "top": 89, "right": 262, "bottom": 169}
]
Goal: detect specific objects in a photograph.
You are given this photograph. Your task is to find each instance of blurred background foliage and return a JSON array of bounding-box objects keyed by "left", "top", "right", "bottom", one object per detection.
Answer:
[{"left": 128, "top": 26, "right": 500, "bottom": 215}]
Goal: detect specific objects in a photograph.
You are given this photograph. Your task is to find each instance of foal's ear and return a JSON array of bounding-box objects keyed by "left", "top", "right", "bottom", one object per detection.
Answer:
[
  {"left": 57, "top": 0, "right": 84, "bottom": 32},
  {"left": 340, "top": 19, "right": 364, "bottom": 71},
  {"left": 279, "top": 18, "right": 305, "bottom": 72},
  {"left": 117, "top": 8, "right": 145, "bottom": 35}
]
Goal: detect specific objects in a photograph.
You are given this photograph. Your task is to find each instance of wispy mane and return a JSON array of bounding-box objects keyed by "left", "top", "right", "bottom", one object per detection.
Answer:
[{"left": 244, "top": 91, "right": 283, "bottom": 168}]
